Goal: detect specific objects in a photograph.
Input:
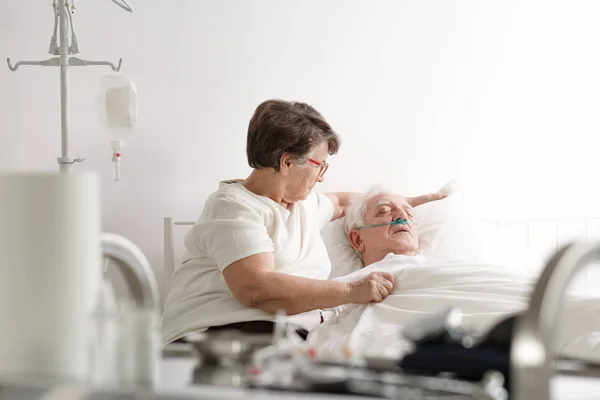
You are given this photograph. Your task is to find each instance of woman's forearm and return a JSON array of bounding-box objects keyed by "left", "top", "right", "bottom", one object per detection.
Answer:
[
  {"left": 251, "top": 271, "right": 352, "bottom": 315},
  {"left": 325, "top": 192, "right": 363, "bottom": 220}
]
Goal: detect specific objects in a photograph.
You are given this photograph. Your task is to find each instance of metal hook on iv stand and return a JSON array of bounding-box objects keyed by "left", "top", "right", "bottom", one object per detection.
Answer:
[{"left": 6, "top": 0, "right": 132, "bottom": 174}]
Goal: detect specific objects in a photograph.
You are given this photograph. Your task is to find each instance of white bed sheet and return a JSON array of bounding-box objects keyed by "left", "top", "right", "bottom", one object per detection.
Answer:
[{"left": 306, "top": 254, "right": 600, "bottom": 364}]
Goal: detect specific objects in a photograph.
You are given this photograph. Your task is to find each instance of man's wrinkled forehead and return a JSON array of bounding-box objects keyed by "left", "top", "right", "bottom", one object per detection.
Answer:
[{"left": 366, "top": 193, "right": 396, "bottom": 213}]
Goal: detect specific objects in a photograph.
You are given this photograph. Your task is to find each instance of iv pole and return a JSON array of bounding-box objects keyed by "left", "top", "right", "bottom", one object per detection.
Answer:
[{"left": 6, "top": 0, "right": 134, "bottom": 174}]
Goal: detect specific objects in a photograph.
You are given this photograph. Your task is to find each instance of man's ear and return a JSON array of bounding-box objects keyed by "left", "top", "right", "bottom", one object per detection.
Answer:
[
  {"left": 348, "top": 230, "right": 364, "bottom": 253},
  {"left": 279, "top": 153, "right": 293, "bottom": 176}
]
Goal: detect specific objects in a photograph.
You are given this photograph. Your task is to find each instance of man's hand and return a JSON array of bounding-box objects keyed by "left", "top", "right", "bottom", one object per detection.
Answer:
[{"left": 347, "top": 272, "right": 395, "bottom": 303}]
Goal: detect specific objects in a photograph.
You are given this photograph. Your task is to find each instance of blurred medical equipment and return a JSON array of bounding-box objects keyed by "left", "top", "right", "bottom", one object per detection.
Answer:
[
  {"left": 6, "top": 0, "right": 136, "bottom": 180},
  {"left": 2, "top": 230, "right": 600, "bottom": 398},
  {"left": 187, "top": 331, "right": 273, "bottom": 387},
  {"left": 182, "top": 312, "right": 507, "bottom": 399},
  {"left": 511, "top": 240, "right": 600, "bottom": 400},
  {"left": 0, "top": 172, "right": 160, "bottom": 389}
]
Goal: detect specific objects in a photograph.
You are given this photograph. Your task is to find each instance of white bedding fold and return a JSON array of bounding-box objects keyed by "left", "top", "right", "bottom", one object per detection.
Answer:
[{"left": 307, "top": 254, "right": 600, "bottom": 364}]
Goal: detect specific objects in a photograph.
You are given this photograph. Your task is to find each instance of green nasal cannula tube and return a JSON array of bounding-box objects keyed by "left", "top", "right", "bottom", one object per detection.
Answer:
[{"left": 357, "top": 218, "right": 416, "bottom": 230}]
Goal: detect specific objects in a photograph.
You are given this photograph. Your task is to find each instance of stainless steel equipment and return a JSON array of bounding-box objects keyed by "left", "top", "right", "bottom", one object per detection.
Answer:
[
  {"left": 186, "top": 330, "right": 273, "bottom": 387},
  {"left": 511, "top": 240, "right": 600, "bottom": 400},
  {"left": 101, "top": 232, "right": 160, "bottom": 310},
  {"left": 91, "top": 233, "right": 162, "bottom": 390}
]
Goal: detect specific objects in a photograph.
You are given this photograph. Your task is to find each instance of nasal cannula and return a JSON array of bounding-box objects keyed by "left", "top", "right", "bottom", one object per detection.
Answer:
[{"left": 357, "top": 218, "right": 417, "bottom": 230}]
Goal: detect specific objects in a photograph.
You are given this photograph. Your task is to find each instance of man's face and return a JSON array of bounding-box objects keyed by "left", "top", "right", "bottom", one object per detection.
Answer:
[{"left": 348, "top": 193, "right": 420, "bottom": 266}]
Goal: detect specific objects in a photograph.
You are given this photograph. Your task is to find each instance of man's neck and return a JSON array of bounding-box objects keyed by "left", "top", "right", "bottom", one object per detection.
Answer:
[
  {"left": 362, "top": 249, "right": 418, "bottom": 266},
  {"left": 362, "top": 251, "right": 387, "bottom": 267}
]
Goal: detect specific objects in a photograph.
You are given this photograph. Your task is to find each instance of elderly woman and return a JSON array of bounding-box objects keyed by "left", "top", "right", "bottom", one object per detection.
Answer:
[{"left": 162, "top": 99, "right": 443, "bottom": 344}]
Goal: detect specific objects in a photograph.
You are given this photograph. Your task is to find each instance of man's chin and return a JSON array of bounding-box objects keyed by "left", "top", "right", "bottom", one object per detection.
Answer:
[{"left": 389, "top": 242, "right": 420, "bottom": 256}]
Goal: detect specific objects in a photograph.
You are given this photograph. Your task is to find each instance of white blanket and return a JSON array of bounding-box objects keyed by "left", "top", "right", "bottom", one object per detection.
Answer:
[{"left": 307, "top": 254, "right": 600, "bottom": 363}]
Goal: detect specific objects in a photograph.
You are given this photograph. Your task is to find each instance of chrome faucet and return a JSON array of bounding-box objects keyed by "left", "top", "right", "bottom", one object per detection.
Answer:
[
  {"left": 511, "top": 240, "right": 600, "bottom": 400},
  {"left": 101, "top": 232, "right": 160, "bottom": 310}
]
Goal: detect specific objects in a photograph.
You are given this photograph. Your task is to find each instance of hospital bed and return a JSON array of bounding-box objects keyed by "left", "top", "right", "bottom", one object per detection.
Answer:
[
  {"left": 163, "top": 216, "right": 600, "bottom": 298},
  {"left": 162, "top": 215, "right": 600, "bottom": 400}
]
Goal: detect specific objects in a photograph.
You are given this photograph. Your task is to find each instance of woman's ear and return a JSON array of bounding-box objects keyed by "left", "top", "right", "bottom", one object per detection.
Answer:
[
  {"left": 279, "top": 153, "right": 293, "bottom": 176},
  {"left": 348, "top": 230, "right": 364, "bottom": 253}
]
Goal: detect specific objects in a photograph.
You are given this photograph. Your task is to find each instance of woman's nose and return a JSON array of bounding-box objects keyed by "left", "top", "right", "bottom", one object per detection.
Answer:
[{"left": 317, "top": 175, "right": 324, "bottom": 183}]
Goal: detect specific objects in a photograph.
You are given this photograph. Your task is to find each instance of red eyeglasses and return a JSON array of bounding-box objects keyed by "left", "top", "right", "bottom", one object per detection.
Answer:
[{"left": 307, "top": 158, "right": 329, "bottom": 177}]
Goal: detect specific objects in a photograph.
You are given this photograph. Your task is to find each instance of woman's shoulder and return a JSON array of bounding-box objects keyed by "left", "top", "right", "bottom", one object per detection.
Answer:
[{"left": 202, "top": 180, "right": 269, "bottom": 218}]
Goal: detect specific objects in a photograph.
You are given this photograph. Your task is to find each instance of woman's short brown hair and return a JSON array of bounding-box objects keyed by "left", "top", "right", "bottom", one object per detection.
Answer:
[{"left": 246, "top": 100, "right": 340, "bottom": 171}]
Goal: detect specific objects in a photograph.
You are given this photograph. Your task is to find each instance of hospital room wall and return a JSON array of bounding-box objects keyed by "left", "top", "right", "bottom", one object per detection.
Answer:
[{"left": 1, "top": 1, "right": 599, "bottom": 301}]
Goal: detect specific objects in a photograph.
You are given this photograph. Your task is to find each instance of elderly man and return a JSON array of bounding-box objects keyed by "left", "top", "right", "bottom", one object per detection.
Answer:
[
  {"left": 344, "top": 189, "right": 422, "bottom": 266},
  {"left": 306, "top": 188, "right": 600, "bottom": 363}
]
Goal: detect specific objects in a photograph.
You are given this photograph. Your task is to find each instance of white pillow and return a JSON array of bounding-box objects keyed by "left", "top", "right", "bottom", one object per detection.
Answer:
[
  {"left": 321, "top": 218, "right": 362, "bottom": 279},
  {"left": 411, "top": 180, "right": 479, "bottom": 260},
  {"left": 413, "top": 181, "right": 542, "bottom": 273},
  {"left": 322, "top": 180, "right": 540, "bottom": 279}
]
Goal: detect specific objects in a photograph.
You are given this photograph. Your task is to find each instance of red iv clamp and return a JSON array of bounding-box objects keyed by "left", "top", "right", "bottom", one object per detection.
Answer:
[{"left": 98, "top": 75, "right": 138, "bottom": 182}]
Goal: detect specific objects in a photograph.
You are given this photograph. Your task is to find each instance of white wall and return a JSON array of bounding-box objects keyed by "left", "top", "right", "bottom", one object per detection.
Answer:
[{"left": 2, "top": 1, "right": 600, "bottom": 301}]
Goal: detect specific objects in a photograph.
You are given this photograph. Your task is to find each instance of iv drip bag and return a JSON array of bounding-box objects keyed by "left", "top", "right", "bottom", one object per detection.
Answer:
[
  {"left": 98, "top": 75, "right": 138, "bottom": 141},
  {"left": 98, "top": 75, "right": 138, "bottom": 182}
]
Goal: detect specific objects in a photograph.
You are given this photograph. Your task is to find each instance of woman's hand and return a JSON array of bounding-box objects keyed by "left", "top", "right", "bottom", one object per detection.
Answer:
[
  {"left": 382, "top": 193, "right": 448, "bottom": 221},
  {"left": 348, "top": 272, "right": 396, "bottom": 303},
  {"left": 326, "top": 191, "right": 447, "bottom": 222},
  {"left": 407, "top": 193, "right": 448, "bottom": 208}
]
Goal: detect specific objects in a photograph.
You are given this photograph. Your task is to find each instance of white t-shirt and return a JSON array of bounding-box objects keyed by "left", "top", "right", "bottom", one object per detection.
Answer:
[{"left": 162, "top": 181, "right": 335, "bottom": 344}]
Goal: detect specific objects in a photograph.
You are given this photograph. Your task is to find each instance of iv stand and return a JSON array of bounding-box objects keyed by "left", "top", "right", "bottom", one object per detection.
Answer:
[{"left": 6, "top": 0, "right": 133, "bottom": 173}]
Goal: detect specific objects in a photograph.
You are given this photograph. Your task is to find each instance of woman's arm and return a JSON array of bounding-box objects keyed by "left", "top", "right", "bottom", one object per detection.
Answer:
[
  {"left": 222, "top": 252, "right": 394, "bottom": 315},
  {"left": 407, "top": 193, "right": 447, "bottom": 207},
  {"left": 324, "top": 192, "right": 362, "bottom": 221},
  {"left": 324, "top": 191, "right": 446, "bottom": 222}
]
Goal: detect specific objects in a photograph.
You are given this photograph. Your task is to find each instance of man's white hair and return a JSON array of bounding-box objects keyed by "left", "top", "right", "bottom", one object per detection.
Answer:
[{"left": 343, "top": 185, "right": 391, "bottom": 234}]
